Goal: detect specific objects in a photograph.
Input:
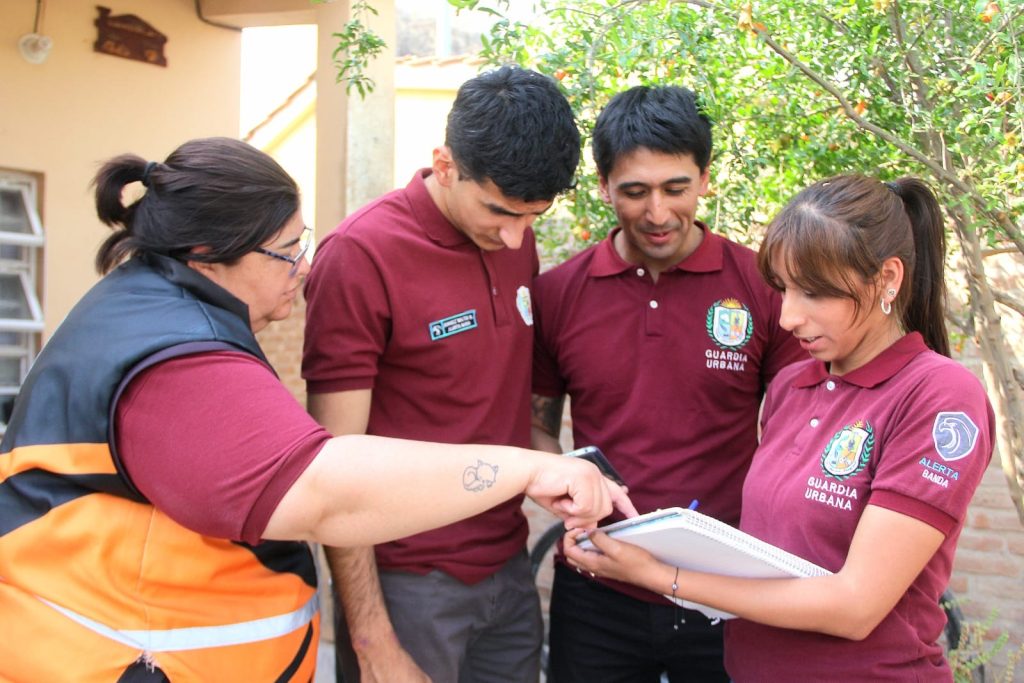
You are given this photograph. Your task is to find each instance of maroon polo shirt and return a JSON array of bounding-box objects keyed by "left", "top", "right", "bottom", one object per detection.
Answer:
[
  {"left": 303, "top": 169, "right": 539, "bottom": 584},
  {"left": 533, "top": 225, "right": 805, "bottom": 601},
  {"left": 116, "top": 352, "right": 330, "bottom": 546},
  {"left": 726, "top": 333, "right": 994, "bottom": 681}
]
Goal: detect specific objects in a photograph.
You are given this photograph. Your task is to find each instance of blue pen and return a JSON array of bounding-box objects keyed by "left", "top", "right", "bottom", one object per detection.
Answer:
[{"left": 688, "top": 499, "right": 699, "bottom": 510}]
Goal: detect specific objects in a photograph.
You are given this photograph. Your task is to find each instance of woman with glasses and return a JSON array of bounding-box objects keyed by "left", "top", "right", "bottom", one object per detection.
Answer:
[{"left": 0, "top": 137, "right": 634, "bottom": 682}]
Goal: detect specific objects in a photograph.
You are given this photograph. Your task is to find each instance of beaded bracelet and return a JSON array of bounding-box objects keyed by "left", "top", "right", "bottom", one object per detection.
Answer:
[{"left": 671, "top": 566, "right": 680, "bottom": 630}]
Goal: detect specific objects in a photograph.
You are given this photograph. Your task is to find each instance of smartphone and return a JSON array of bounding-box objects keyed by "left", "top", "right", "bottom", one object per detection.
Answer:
[{"left": 564, "top": 445, "right": 626, "bottom": 488}]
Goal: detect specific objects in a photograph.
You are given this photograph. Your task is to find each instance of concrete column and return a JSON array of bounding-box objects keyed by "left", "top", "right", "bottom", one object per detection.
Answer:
[
  {"left": 314, "top": 1, "right": 350, "bottom": 236},
  {"left": 345, "top": 0, "right": 396, "bottom": 213}
]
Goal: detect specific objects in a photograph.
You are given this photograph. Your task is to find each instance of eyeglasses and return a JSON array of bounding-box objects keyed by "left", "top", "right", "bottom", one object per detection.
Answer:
[{"left": 255, "top": 226, "right": 313, "bottom": 276}]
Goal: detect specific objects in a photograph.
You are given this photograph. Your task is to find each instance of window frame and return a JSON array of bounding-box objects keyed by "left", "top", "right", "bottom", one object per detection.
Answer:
[{"left": 0, "top": 172, "right": 45, "bottom": 431}]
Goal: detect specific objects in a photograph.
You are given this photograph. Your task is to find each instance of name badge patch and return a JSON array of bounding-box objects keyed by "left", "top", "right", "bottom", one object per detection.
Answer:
[{"left": 429, "top": 309, "right": 478, "bottom": 341}]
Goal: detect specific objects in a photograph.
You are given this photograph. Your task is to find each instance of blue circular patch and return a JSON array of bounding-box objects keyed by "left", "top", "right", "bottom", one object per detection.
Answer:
[{"left": 932, "top": 412, "right": 979, "bottom": 461}]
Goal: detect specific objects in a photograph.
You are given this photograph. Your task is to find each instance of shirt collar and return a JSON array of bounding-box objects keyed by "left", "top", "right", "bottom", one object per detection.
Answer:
[
  {"left": 791, "top": 332, "right": 930, "bottom": 389},
  {"left": 408, "top": 168, "right": 473, "bottom": 248},
  {"left": 587, "top": 221, "right": 723, "bottom": 278}
]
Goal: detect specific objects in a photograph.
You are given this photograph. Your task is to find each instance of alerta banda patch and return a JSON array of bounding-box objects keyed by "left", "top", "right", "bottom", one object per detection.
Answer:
[
  {"left": 918, "top": 456, "right": 960, "bottom": 488},
  {"left": 931, "top": 411, "right": 979, "bottom": 461},
  {"left": 705, "top": 298, "right": 753, "bottom": 349},
  {"left": 429, "top": 310, "right": 478, "bottom": 341},
  {"left": 821, "top": 420, "right": 873, "bottom": 480}
]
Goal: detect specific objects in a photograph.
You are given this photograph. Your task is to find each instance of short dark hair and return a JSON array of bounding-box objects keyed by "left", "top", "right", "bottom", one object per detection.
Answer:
[
  {"left": 592, "top": 85, "right": 712, "bottom": 178},
  {"left": 93, "top": 137, "right": 299, "bottom": 274},
  {"left": 445, "top": 65, "right": 580, "bottom": 202},
  {"left": 758, "top": 174, "right": 949, "bottom": 356}
]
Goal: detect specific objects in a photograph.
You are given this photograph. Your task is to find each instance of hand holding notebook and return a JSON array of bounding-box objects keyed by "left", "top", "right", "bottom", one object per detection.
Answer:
[{"left": 577, "top": 507, "right": 832, "bottom": 620}]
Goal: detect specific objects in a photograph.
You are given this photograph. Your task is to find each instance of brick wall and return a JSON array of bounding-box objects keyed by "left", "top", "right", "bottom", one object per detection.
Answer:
[
  {"left": 950, "top": 349, "right": 1024, "bottom": 680},
  {"left": 949, "top": 251, "right": 1024, "bottom": 679},
  {"left": 952, "top": 459, "right": 1024, "bottom": 645},
  {"left": 256, "top": 294, "right": 307, "bottom": 406}
]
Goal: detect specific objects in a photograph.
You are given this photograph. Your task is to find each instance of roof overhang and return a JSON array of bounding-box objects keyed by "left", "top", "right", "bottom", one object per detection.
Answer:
[{"left": 197, "top": 0, "right": 321, "bottom": 28}]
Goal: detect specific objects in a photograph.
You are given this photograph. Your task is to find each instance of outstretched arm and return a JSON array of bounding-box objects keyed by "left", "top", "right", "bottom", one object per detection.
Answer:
[{"left": 265, "top": 432, "right": 635, "bottom": 544}]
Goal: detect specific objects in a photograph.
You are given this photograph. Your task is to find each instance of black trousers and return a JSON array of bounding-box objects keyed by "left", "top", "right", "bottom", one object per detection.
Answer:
[{"left": 548, "top": 563, "right": 729, "bottom": 683}]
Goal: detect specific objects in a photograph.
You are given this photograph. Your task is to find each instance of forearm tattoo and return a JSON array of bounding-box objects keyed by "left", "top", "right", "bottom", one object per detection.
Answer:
[
  {"left": 463, "top": 460, "right": 499, "bottom": 492},
  {"left": 531, "top": 394, "right": 565, "bottom": 438}
]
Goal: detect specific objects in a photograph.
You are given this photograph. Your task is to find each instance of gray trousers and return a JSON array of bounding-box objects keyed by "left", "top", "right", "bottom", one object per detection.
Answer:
[{"left": 335, "top": 550, "right": 542, "bottom": 683}]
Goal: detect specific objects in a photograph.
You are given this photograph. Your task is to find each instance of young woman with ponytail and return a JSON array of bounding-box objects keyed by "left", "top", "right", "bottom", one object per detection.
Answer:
[{"left": 566, "top": 174, "right": 993, "bottom": 681}]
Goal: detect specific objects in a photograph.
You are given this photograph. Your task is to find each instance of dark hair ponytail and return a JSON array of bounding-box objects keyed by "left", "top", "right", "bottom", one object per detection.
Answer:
[
  {"left": 91, "top": 137, "right": 299, "bottom": 275},
  {"left": 889, "top": 178, "right": 949, "bottom": 357},
  {"left": 93, "top": 154, "right": 151, "bottom": 273},
  {"left": 758, "top": 174, "right": 951, "bottom": 356}
]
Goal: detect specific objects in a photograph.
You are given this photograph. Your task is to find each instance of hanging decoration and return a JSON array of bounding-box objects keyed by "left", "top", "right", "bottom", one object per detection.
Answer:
[{"left": 94, "top": 6, "right": 168, "bottom": 67}]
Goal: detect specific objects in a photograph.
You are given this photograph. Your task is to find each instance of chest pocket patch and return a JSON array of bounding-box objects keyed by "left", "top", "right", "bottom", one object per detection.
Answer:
[
  {"left": 706, "top": 298, "right": 753, "bottom": 349},
  {"left": 429, "top": 309, "right": 478, "bottom": 341}
]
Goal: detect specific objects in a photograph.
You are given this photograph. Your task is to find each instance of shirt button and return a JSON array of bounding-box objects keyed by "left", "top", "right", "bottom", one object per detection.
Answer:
[
  {"left": 637, "top": 267, "right": 645, "bottom": 277},
  {"left": 810, "top": 418, "right": 820, "bottom": 428},
  {"left": 492, "top": 287, "right": 498, "bottom": 296},
  {"left": 826, "top": 380, "right": 836, "bottom": 391},
  {"left": 649, "top": 300, "right": 659, "bottom": 309}
]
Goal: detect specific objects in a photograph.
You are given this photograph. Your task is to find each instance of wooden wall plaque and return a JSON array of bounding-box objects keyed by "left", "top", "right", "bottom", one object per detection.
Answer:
[{"left": 94, "top": 6, "right": 168, "bottom": 67}]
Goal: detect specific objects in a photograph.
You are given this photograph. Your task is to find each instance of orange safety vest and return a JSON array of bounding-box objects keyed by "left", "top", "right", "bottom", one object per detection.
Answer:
[{"left": 0, "top": 256, "right": 319, "bottom": 681}]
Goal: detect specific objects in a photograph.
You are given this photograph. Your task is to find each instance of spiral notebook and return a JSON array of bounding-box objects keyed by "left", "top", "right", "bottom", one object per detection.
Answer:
[{"left": 578, "top": 507, "right": 832, "bottom": 620}]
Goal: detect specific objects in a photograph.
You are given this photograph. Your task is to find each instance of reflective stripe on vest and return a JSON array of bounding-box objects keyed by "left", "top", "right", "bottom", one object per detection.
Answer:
[{"left": 38, "top": 591, "right": 319, "bottom": 652}]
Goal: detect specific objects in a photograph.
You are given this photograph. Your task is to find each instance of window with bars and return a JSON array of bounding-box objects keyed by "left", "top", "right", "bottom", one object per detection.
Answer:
[{"left": 0, "top": 173, "right": 44, "bottom": 432}]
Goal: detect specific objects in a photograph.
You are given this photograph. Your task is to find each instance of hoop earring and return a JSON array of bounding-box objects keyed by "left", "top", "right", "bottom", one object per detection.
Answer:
[{"left": 881, "top": 288, "right": 896, "bottom": 316}]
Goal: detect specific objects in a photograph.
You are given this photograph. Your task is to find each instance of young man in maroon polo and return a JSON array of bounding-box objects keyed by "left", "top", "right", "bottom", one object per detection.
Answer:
[
  {"left": 530, "top": 85, "right": 805, "bottom": 681},
  {"left": 302, "top": 66, "right": 581, "bottom": 683}
]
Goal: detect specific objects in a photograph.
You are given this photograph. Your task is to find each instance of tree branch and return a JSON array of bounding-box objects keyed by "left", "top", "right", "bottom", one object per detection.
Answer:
[
  {"left": 577, "top": 1, "right": 1024, "bottom": 257},
  {"left": 653, "top": 0, "right": 968, "bottom": 193},
  {"left": 946, "top": 310, "right": 973, "bottom": 338},
  {"left": 982, "top": 246, "right": 1022, "bottom": 258},
  {"left": 736, "top": 5, "right": 1024, "bottom": 258},
  {"left": 993, "top": 289, "right": 1024, "bottom": 319},
  {"left": 888, "top": 1, "right": 932, "bottom": 128},
  {"left": 966, "top": 6, "right": 1024, "bottom": 68}
]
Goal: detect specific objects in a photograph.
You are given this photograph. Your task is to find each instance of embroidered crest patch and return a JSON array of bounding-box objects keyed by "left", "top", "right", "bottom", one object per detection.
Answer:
[
  {"left": 705, "top": 298, "right": 753, "bottom": 349},
  {"left": 822, "top": 420, "right": 873, "bottom": 480},
  {"left": 429, "top": 309, "right": 478, "bottom": 341},
  {"left": 932, "top": 412, "right": 979, "bottom": 461},
  {"left": 516, "top": 285, "right": 534, "bottom": 326}
]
